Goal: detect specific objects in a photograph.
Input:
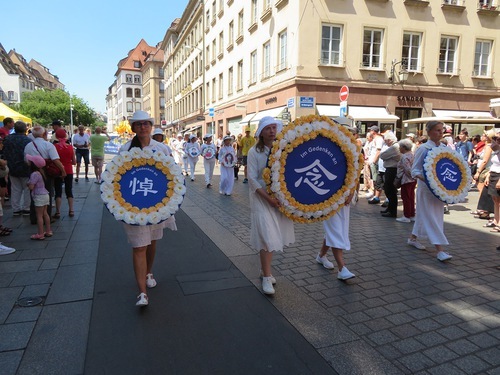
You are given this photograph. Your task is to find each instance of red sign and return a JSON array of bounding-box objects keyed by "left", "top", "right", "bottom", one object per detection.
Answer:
[{"left": 339, "top": 85, "right": 349, "bottom": 102}]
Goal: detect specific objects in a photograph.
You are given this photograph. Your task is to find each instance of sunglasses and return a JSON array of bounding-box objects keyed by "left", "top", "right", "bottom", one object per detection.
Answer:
[{"left": 134, "top": 121, "right": 151, "bottom": 127}]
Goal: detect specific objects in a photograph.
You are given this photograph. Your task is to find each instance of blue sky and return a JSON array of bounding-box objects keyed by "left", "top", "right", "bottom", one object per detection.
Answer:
[{"left": 2, "top": 0, "right": 189, "bottom": 114}]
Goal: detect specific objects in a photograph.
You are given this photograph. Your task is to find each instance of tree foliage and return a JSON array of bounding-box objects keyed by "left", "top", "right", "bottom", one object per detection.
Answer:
[{"left": 13, "top": 89, "right": 98, "bottom": 128}]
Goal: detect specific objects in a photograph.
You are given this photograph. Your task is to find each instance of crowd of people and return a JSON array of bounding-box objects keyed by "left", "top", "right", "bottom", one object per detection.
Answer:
[
  {"left": 0, "top": 117, "right": 111, "bottom": 252},
  {"left": 2, "top": 110, "right": 499, "bottom": 304}
]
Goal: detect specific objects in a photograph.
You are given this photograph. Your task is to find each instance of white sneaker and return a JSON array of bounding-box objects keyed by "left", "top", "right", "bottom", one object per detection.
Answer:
[
  {"left": 260, "top": 271, "right": 276, "bottom": 285},
  {"left": 136, "top": 292, "right": 148, "bottom": 306},
  {"left": 146, "top": 273, "right": 157, "bottom": 288},
  {"left": 408, "top": 238, "right": 426, "bottom": 250},
  {"left": 316, "top": 253, "right": 335, "bottom": 269},
  {"left": 0, "top": 243, "right": 15, "bottom": 255},
  {"left": 396, "top": 217, "right": 411, "bottom": 223},
  {"left": 262, "top": 277, "right": 275, "bottom": 295},
  {"left": 437, "top": 251, "right": 452, "bottom": 262},
  {"left": 365, "top": 191, "right": 374, "bottom": 199},
  {"left": 337, "top": 266, "right": 355, "bottom": 280}
]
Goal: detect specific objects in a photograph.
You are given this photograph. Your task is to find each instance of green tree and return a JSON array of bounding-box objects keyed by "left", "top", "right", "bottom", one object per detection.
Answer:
[{"left": 13, "top": 89, "right": 98, "bottom": 127}]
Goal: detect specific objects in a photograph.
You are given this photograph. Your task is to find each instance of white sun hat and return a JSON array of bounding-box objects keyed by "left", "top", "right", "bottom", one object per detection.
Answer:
[{"left": 255, "top": 116, "right": 283, "bottom": 138}]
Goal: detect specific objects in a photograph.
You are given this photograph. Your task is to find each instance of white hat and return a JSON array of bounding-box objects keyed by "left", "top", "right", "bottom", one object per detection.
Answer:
[
  {"left": 223, "top": 135, "right": 232, "bottom": 141},
  {"left": 203, "top": 133, "right": 213, "bottom": 139},
  {"left": 405, "top": 133, "right": 416, "bottom": 138},
  {"left": 153, "top": 128, "right": 164, "bottom": 136},
  {"left": 189, "top": 134, "right": 197, "bottom": 140},
  {"left": 129, "top": 110, "right": 153, "bottom": 125},
  {"left": 255, "top": 116, "right": 283, "bottom": 138},
  {"left": 177, "top": 133, "right": 183, "bottom": 138}
]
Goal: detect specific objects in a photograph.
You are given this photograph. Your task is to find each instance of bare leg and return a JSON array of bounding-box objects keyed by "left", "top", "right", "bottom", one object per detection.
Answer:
[
  {"left": 132, "top": 246, "right": 148, "bottom": 294},
  {"left": 55, "top": 197, "right": 62, "bottom": 215},
  {"left": 75, "top": 163, "right": 81, "bottom": 179},
  {"left": 43, "top": 206, "right": 51, "bottom": 234},
  {"left": 85, "top": 163, "right": 89, "bottom": 178},
  {"left": 146, "top": 240, "right": 157, "bottom": 274},
  {"left": 35, "top": 206, "right": 45, "bottom": 236},
  {"left": 331, "top": 247, "right": 345, "bottom": 270},
  {"left": 319, "top": 239, "right": 329, "bottom": 257},
  {"left": 68, "top": 197, "right": 74, "bottom": 213},
  {"left": 259, "top": 249, "right": 273, "bottom": 277}
]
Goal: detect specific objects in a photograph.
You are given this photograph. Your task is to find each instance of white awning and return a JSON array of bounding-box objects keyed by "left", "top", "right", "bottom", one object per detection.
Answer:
[
  {"left": 182, "top": 125, "right": 201, "bottom": 133},
  {"left": 239, "top": 113, "right": 255, "bottom": 125},
  {"left": 490, "top": 98, "right": 500, "bottom": 108},
  {"left": 250, "top": 106, "right": 286, "bottom": 124},
  {"left": 316, "top": 105, "right": 399, "bottom": 122},
  {"left": 433, "top": 110, "right": 494, "bottom": 119}
]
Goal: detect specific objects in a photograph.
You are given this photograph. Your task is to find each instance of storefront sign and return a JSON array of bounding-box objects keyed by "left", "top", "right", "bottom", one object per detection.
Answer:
[{"left": 265, "top": 96, "right": 277, "bottom": 105}]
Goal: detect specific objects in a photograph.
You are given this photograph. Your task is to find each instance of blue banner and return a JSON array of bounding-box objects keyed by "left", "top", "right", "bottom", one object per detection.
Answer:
[
  {"left": 119, "top": 165, "right": 168, "bottom": 209},
  {"left": 435, "top": 157, "right": 462, "bottom": 191},
  {"left": 284, "top": 136, "right": 347, "bottom": 205}
]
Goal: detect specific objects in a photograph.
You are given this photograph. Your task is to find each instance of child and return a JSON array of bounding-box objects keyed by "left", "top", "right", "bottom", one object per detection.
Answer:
[
  {"left": 248, "top": 117, "right": 294, "bottom": 295},
  {"left": 26, "top": 155, "right": 52, "bottom": 240},
  {"left": 201, "top": 134, "right": 216, "bottom": 188},
  {"left": 218, "top": 136, "right": 236, "bottom": 196}
]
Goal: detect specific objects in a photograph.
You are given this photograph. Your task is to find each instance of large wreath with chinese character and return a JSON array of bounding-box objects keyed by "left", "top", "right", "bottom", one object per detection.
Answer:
[
  {"left": 100, "top": 148, "right": 186, "bottom": 225},
  {"left": 263, "top": 115, "right": 363, "bottom": 223},
  {"left": 423, "top": 147, "right": 471, "bottom": 204}
]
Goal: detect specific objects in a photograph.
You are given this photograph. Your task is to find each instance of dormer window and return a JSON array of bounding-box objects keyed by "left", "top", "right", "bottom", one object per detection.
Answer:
[{"left": 134, "top": 61, "right": 140, "bottom": 68}]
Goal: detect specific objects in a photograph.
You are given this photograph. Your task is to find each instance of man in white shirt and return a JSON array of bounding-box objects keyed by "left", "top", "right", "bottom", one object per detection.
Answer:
[{"left": 72, "top": 125, "right": 90, "bottom": 182}]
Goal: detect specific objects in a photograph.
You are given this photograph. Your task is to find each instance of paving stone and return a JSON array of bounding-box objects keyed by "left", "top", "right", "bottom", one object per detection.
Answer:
[
  {"left": 19, "top": 284, "right": 50, "bottom": 299},
  {"left": 451, "top": 355, "right": 491, "bottom": 374},
  {"left": 0, "top": 350, "right": 23, "bottom": 375},
  {"left": 6, "top": 306, "right": 42, "bottom": 323},
  {"left": 477, "top": 347, "right": 500, "bottom": 367},
  {"left": 423, "top": 345, "right": 459, "bottom": 362},
  {"left": 10, "top": 270, "right": 57, "bottom": 287},
  {"left": 468, "top": 332, "right": 500, "bottom": 349},
  {"left": 0, "top": 287, "right": 22, "bottom": 324},
  {"left": 392, "top": 337, "right": 426, "bottom": 354},
  {"left": 426, "top": 363, "right": 467, "bottom": 375},
  {"left": 398, "top": 352, "right": 435, "bottom": 373},
  {"left": 438, "top": 325, "right": 470, "bottom": 340},
  {"left": 367, "top": 330, "right": 399, "bottom": 345},
  {"left": 0, "top": 321, "right": 35, "bottom": 351}
]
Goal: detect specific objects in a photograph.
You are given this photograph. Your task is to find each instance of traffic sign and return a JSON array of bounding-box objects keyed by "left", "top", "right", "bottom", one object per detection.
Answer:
[
  {"left": 209, "top": 108, "right": 215, "bottom": 117},
  {"left": 339, "top": 101, "right": 348, "bottom": 117},
  {"left": 339, "top": 85, "right": 349, "bottom": 102}
]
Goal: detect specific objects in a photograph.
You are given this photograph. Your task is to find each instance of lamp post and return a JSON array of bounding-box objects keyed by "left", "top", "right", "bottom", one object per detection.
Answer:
[
  {"left": 69, "top": 94, "right": 74, "bottom": 135},
  {"left": 390, "top": 59, "right": 409, "bottom": 84}
]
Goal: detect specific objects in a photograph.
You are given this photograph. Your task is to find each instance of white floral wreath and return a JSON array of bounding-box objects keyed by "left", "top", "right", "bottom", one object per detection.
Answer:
[
  {"left": 264, "top": 115, "right": 363, "bottom": 223},
  {"left": 100, "top": 148, "right": 186, "bottom": 225},
  {"left": 423, "top": 147, "right": 471, "bottom": 204}
]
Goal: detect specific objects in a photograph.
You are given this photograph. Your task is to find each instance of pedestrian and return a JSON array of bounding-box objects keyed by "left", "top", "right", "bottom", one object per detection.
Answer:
[
  {"left": 240, "top": 129, "right": 255, "bottom": 183},
  {"left": 379, "top": 131, "right": 401, "bottom": 218},
  {"left": 26, "top": 154, "right": 52, "bottom": 240},
  {"left": 119, "top": 111, "right": 177, "bottom": 307},
  {"left": 182, "top": 133, "right": 190, "bottom": 176},
  {"left": 407, "top": 120, "right": 452, "bottom": 261},
  {"left": 485, "top": 134, "right": 500, "bottom": 232},
  {"left": 89, "top": 127, "right": 110, "bottom": 184},
  {"left": 24, "top": 126, "right": 66, "bottom": 221},
  {"left": 234, "top": 133, "right": 243, "bottom": 180},
  {"left": 218, "top": 135, "right": 236, "bottom": 195},
  {"left": 171, "top": 133, "right": 184, "bottom": 166},
  {"left": 366, "top": 125, "right": 384, "bottom": 204},
  {"left": 248, "top": 116, "right": 295, "bottom": 295},
  {"left": 201, "top": 134, "right": 216, "bottom": 188},
  {"left": 2, "top": 121, "right": 32, "bottom": 217},
  {"left": 395, "top": 138, "right": 416, "bottom": 223},
  {"left": 53, "top": 129, "right": 76, "bottom": 218},
  {"left": 185, "top": 134, "right": 201, "bottom": 181},
  {"left": 152, "top": 128, "right": 165, "bottom": 143},
  {"left": 73, "top": 125, "right": 90, "bottom": 182}
]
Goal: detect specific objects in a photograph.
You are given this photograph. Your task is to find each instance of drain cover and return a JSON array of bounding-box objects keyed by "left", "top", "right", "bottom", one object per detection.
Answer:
[{"left": 17, "top": 297, "right": 43, "bottom": 307}]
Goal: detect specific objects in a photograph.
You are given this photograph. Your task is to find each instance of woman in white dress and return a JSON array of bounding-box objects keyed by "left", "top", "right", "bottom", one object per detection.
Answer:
[
  {"left": 185, "top": 134, "right": 201, "bottom": 181},
  {"left": 407, "top": 120, "right": 452, "bottom": 262},
  {"left": 248, "top": 116, "right": 295, "bottom": 295},
  {"left": 201, "top": 134, "right": 216, "bottom": 188},
  {"left": 120, "top": 111, "right": 177, "bottom": 306}
]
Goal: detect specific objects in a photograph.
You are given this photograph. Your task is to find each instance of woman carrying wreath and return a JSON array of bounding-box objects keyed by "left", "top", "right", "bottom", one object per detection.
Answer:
[
  {"left": 407, "top": 120, "right": 452, "bottom": 262},
  {"left": 248, "top": 116, "right": 295, "bottom": 295},
  {"left": 120, "top": 110, "right": 177, "bottom": 306}
]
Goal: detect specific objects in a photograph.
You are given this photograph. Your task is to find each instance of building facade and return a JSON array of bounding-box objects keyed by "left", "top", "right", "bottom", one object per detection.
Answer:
[{"left": 161, "top": 0, "right": 500, "bottom": 138}]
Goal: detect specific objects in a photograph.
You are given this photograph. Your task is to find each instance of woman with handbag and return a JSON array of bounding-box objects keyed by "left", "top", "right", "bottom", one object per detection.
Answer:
[
  {"left": 53, "top": 129, "right": 76, "bottom": 218},
  {"left": 395, "top": 139, "right": 416, "bottom": 223}
]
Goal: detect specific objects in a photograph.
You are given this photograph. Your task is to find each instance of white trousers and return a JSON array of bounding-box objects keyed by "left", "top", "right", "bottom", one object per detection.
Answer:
[
  {"left": 187, "top": 156, "right": 198, "bottom": 180},
  {"left": 10, "top": 176, "right": 30, "bottom": 211},
  {"left": 182, "top": 156, "right": 189, "bottom": 174},
  {"left": 203, "top": 158, "right": 216, "bottom": 184},
  {"left": 219, "top": 166, "right": 234, "bottom": 195}
]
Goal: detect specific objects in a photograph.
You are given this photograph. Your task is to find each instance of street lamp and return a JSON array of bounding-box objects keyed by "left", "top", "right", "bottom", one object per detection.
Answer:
[
  {"left": 390, "top": 59, "right": 409, "bottom": 84},
  {"left": 69, "top": 95, "right": 74, "bottom": 135}
]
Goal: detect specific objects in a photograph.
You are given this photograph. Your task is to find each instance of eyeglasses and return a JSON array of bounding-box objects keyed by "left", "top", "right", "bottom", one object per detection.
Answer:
[{"left": 134, "top": 121, "right": 151, "bottom": 127}]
